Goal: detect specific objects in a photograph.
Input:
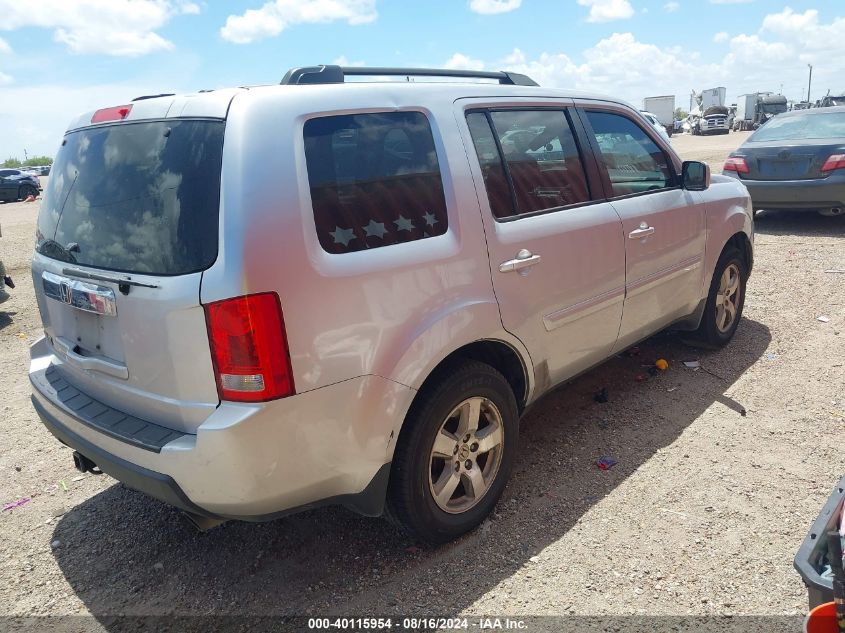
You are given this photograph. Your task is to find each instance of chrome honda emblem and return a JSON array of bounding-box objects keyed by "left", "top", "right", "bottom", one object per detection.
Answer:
[{"left": 58, "top": 281, "right": 73, "bottom": 304}]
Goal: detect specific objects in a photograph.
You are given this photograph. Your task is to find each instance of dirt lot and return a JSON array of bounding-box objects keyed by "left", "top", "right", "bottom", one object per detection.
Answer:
[{"left": 1, "top": 130, "right": 844, "bottom": 628}]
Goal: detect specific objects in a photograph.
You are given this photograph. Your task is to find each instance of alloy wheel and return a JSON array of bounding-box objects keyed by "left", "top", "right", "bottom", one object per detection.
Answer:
[
  {"left": 428, "top": 396, "right": 505, "bottom": 514},
  {"left": 715, "top": 263, "right": 741, "bottom": 333}
]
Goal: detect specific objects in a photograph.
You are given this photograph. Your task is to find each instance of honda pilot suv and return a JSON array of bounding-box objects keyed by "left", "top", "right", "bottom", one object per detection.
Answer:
[{"left": 29, "top": 65, "right": 754, "bottom": 542}]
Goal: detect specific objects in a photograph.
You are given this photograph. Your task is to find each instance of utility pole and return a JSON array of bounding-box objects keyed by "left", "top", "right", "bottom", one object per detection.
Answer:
[
  {"left": 807, "top": 64, "right": 813, "bottom": 106},
  {"left": 23, "top": 148, "right": 28, "bottom": 161}
]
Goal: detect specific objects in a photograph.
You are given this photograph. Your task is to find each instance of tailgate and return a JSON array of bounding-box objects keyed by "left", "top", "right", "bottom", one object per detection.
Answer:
[{"left": 31, "top": 117, "right": 225, "bottom": 433}]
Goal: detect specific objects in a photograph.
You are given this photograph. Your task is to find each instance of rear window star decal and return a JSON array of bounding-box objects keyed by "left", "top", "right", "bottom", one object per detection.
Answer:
[
  {"left": 362, "top": 219, "right": 387, "bottom": 239},
  {"left": 423, "top": 211, "right": 438, "bottom": 227},
  {"left": 394, "top": 215, "right": 415, "bottom": 232},
  {"left": 330, "top": 226, "right": 356, "bottom": 247}
]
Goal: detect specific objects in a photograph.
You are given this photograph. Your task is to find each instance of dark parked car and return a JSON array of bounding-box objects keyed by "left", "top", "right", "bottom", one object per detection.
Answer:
[
  {"left": 723, "top": 106, "right": 845, "bottom": 217},
  {"left": 0, "top": 168, "right": 41, "bottom": 202}
]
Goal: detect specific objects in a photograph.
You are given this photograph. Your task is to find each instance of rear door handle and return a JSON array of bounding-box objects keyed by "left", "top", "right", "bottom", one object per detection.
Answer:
[
  {"left": 628, "top": 225, "right": 655, "bottom": 239},
  {"left": 500, "top": 249, "right": 541, "bottom": 274}
]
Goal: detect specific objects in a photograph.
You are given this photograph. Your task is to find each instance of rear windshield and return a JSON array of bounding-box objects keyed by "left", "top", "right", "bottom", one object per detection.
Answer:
[
  {"left": 749, "top": 112, "right": 845, "bottom": 142},
  {"left": 36, "top": 119, "right": 225, "bottom": 276}
]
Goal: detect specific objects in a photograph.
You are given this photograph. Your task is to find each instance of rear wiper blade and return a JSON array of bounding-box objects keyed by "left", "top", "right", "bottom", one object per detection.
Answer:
[
  {"left": 61, "top": 267, "right": 159, "bottom": 289},
  {"left": 38, "top": 239, "right": 77, "bottom": 264}
]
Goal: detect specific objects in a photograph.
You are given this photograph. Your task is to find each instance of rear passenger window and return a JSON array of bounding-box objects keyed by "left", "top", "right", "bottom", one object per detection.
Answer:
[
  {"left": 467, "top": 109, "right": 590, "bottom": 219},
  {"left": 303, "top": 112, "right": 448, "bottom": 254},
  {"left": 584, "top": 111, "right": 675, "bottom": 197}
]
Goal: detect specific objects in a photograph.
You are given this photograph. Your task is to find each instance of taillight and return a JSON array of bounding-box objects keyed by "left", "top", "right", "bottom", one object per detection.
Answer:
[
  {"left": 204, "top": 293, "right": 295, "bottom": 402},
  {"left": 821, "top": 154, "right": 845, "bottom": 173},
  {"left": 723, "top": 156, "right": 749, "bottom": 174},
  {"left": 91, "top": 104, "right": 132, "bottom": 124}
]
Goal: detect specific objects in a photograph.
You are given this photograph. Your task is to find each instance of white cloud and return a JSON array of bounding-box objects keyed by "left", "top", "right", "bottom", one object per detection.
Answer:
[
  {"left": 760, "top": 8, "right": 845, "bottom": 53},
  {"left": 710, "top": 0, "right": 753, "bottom": 3},
  {"left": 713, "top": 31, "right": 729, "bottom": 42},
  {"left": 0, "top": 36, "right": 11, "bottom": 54},
  {"left": 444, "top": 53, "right": 485, "bottom": 71},
  {"left": 0, "top": 0, "right": 200, "bottom": 56},
  {"left": 220, "top": 0, "right": 377, "bottom": 44},
  {"left": 663, "top": 1, "right": 679, "bottom": 12},
  {"left": 444, "top": 6, "right": 845, "bottom": 110},
  {"left": 0, "top": 71, "right": 11, "bottom": 86},
  {"left": 577, "top": 0, "right": 635, "bottom": 23},
  {"left": 468, "top": 0, "right": 521, "bottom": 15}
]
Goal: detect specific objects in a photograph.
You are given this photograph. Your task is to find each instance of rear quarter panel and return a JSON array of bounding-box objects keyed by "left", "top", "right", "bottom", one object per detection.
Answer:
[{"left": 201, "top": 86, "right": 526, "bottom": 409}]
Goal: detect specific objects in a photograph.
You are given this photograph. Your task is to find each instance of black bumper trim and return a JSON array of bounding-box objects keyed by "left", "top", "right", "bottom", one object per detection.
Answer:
[
  {"left": 31, "top": 366, "right": 187, "bottom": 453},
  {"left": 31, "top": 394, "right": 217, "bottom": 518},
  {"left": 794, "top": 475, "right": 845, "bottom": 609}
]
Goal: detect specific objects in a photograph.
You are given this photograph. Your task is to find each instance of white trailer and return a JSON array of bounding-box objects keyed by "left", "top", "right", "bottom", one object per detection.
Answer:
[
  {"left": 736, "top": 94, "right": 758, "bottom": 128},
  {"left": 690, "top": 87, "right": 727, "bottom": 113},
  {"left": 642, "top": 95, "right": 676, "bottom": 135}
]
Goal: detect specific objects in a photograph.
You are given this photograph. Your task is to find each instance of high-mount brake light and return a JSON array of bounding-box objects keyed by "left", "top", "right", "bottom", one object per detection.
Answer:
[
  {"left": 205, "top": 293, "right": 295, "bottom": 402},
  {"left": 91, "top": 105, "right": 132, "bottom": 124}
]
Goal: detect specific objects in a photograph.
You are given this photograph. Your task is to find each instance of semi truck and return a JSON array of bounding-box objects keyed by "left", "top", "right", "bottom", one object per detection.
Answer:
[
  {"left": 642, "top": 95, "right": 675, "bottom": 136},
  {"left": 734, "top": 92, "right": 788, "bottom": 131}
]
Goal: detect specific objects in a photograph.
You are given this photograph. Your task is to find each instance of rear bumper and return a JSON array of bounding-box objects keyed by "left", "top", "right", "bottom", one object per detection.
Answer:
[
  {"left": 30, "top": 337, "right": 412, "bottom": 520},
  {"left": 728, "top": 171, "right": 845, "bottom": 211}
]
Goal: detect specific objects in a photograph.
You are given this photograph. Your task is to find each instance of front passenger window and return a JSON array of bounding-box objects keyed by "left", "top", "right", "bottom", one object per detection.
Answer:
[{"left": 585, "top": 111, "right": 675, "bottom": 197}]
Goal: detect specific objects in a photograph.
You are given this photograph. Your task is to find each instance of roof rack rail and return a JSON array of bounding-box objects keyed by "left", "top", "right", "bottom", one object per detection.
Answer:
[
  {"left": 131, "top": 93, "right": 176, "bottom": 102},
  {"left": 280, "top": 65, "right": 539, "bottom": 87}
]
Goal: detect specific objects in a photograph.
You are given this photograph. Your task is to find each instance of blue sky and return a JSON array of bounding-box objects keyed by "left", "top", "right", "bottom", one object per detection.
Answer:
[{"left": 0, "top": 0, "right": 843, "bottom": 158}]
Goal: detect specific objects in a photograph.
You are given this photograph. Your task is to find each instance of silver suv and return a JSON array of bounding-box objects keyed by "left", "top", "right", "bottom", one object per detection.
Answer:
[{"left": 29, "top": 65, "right": 753, "bottom": 542}]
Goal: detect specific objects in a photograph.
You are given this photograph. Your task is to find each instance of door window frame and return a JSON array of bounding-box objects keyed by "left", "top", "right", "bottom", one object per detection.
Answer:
[
  {"left": 465, "top": 105, "right": 606, "bottom": 223},
  {"left": 574, "top": 102, "right": 682, "bottom": 202}
]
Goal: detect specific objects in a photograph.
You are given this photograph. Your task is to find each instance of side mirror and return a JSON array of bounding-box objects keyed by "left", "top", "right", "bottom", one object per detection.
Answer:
[{"left": 682, "top": 160, "right": 710, "bottom": 191}]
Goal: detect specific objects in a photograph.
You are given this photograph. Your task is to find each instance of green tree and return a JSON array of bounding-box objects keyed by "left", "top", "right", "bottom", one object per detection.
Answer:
[
  {"left": 24, "top": 155, "right": 52, "bottom": 167},
  {"left": 1, "top": 156, "right": 52, "bottom": 168},
  {"left": 674, "top": 108, "right": 688, "bottom": 120}
]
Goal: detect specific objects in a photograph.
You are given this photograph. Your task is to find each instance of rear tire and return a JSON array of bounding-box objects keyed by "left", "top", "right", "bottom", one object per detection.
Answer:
[
  {"left": 695, "top": 247, "right": 747, "bottom": 347},
  {"left": 385, "top": 361, "right": 519, "bottom": 543}
]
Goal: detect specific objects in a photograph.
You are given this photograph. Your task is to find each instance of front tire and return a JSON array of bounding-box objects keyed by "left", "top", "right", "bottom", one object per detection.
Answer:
[
  {"left": 386, "top": 361, "right": 519, "bottom": 543},
  {"left": 695, "top": 247, "right": 747, "bottom": 346}
]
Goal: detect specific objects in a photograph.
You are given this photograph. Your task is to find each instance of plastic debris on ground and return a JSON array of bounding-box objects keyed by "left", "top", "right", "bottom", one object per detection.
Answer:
[
  {"left": 593, "top": 387, "right": 609, "bottom": 403},
  {"left": 2, "top": 497, "right": 31, "bottom": 512},
  {"left": 683, "top": 361, "right": 701, "bottom": 369},
  {"left": 597, "top": 456, "right": 618, "bottom": 470},
  {"left": 818, "top": 316, "right": 831, "bottom": 323},
  {"left": 824, "top": 269, "right": 845, "bottom": 274},
  {"left": 655, "top": 358, "right": 669, "bottom": 371},
  {"left": 635, "top": 373, "right": 647, "bottom": 382}
]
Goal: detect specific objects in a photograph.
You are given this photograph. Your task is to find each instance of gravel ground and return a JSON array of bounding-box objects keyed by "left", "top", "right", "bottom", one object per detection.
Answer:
[{"left": 1, "top": 130, "right": 844, "bottom": 627}]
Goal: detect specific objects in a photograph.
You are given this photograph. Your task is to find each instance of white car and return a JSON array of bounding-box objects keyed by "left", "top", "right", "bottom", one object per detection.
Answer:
[{"left": 640, "top": 110, "right": 671, "bottom": 142}]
